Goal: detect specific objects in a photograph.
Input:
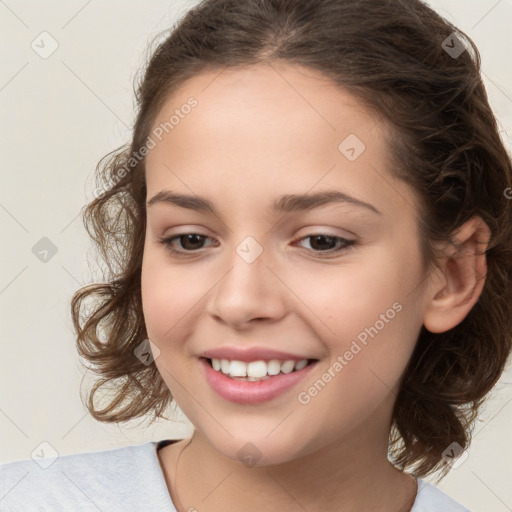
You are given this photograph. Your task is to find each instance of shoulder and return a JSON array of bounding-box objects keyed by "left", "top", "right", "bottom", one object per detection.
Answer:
[
  {"left": 411, "top": 478, "right": 471, "bottom": 512},
  {"left": 0, "top": 441, "right": 175, "bottom": 512}
]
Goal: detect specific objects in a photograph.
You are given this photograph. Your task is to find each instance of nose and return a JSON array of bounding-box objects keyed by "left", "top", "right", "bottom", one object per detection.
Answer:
[{"left": 206, "top": 241, "right": 288, "bottom": 329}]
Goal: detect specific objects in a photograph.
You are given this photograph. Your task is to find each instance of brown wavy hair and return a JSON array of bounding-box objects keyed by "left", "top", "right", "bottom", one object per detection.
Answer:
[{"left": 71, "top": 0, "right": 512, "bottom": 478}]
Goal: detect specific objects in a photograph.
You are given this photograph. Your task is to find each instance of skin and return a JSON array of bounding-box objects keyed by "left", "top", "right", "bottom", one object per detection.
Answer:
[{"left": 140, "top": 62, "right": 490, "bottom": 512}]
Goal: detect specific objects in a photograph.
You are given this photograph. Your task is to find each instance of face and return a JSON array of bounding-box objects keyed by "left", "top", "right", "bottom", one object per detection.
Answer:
[{"left": 141, "top": 62, "right": 430, "bottom": 465}]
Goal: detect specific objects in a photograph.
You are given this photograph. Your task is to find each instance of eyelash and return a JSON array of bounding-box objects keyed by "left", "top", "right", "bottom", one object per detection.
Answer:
[{"left": 157, "top": 232, "right": 356, "bottom": 258}]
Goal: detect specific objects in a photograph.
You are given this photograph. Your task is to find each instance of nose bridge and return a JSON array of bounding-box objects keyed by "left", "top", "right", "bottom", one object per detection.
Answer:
[{"left": 206, "top": 234, "right": 287, "bottom": 326}]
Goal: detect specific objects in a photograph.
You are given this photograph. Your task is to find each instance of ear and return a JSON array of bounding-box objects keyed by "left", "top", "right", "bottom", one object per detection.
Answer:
[{"left": 423, "top": 215, "right": 491, "bottom": 334}]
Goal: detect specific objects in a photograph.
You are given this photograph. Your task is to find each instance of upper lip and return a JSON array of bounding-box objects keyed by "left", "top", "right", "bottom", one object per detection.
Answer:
[{"left": 199, "top": 346, "right": 316, "bottom": 362}]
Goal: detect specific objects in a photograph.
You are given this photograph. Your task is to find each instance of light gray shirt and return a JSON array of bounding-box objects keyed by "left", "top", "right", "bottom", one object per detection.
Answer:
[{"left": 0, "top": 440, "right": 471, "bottom": 511}]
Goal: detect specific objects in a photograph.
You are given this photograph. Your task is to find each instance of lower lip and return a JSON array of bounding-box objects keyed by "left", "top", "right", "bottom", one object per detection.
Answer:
[{"left": 199, "top": 358, "right": 318, "bottom": 405}]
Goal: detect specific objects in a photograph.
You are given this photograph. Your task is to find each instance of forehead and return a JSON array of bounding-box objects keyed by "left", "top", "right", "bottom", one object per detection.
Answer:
[
  {"left": 144, "top": 62, "right": 414, "bottom": 218},
  {"left": 149, "top": 62, "right": 380, "bottom": 156}
]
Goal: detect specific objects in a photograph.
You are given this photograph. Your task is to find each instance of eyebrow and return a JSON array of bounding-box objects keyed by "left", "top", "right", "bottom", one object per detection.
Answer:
[{"left": 146, "top": 189, "right": 381, "bottom": 215}]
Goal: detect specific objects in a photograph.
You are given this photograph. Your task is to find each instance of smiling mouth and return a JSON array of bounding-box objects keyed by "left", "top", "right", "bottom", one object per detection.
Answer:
[{"left": 203, "top": 357, "right": 318, "bottom": 381}]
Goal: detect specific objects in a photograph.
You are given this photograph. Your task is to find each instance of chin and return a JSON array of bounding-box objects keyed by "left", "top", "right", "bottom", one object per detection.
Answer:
[{"left": 205, "top": 431, "right": 311, "bottom": 468}]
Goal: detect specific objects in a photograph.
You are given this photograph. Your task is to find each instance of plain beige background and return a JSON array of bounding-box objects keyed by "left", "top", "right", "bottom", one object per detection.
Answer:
[{"left": 0, "top": 1, "right": 511, "bottom": 510}]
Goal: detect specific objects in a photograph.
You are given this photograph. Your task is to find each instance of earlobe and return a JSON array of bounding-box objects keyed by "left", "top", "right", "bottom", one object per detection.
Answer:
[{"left": 423, "top": 215, "right": 491, "bottom": 334}]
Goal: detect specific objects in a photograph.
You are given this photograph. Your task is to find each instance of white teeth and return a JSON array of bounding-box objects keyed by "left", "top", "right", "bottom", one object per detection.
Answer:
[
  {"left": 294, "top": 359, "right": 308, "bottom": 371},
  {"left": 280, "top": 360, "right": 295, "bottom": 374},
  {"left": 267, "top": 360, "right": 281, "bottom": 376},
  {"left": 229, "top": 360, "right": 247, "bottom": 377},
  {"left": 209, "top": 358, "right": 310, "bottom": 379},
  {"left": 220, "top": 359, "right": 230, "bottom": 374},
  {"left": 247, "top": 360, "right": 267, "bottom": 378}
]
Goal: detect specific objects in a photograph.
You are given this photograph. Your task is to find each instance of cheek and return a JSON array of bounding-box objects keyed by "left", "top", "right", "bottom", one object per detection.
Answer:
[
  {"left": 292, "top": 261, "right": 422, "bottom": 436},
  {"left": 291, "top": 256, "right": 417, "bottom": 342},
  {"left": 291, "top": 246, "right": 423, "bottom": 380},
  {"left": 140, "top": 247, "right": 201, "bottom": 346},
  {"left": 140, "top": 252, "right": 208, "bottom": 403}
]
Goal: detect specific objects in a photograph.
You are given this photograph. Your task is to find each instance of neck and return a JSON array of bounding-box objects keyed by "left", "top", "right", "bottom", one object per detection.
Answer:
[{"left": 165, "top": 423, "right": 417, "bottom": 512}]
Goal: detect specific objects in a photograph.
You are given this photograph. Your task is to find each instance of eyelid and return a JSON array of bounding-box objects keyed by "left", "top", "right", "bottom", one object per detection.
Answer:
[{"left": 294, "top": 226, "right": 357, "bottom": 239}]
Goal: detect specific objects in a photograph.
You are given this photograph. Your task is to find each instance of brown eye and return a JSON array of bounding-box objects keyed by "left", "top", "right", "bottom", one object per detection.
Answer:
[
  {"left": 295, "top": 234, "right": 356, "bottom": 256},
  {"left": 175, "top": 234, "right": 208, "bottom": 251},
  {"left": 158, "top": 233, "right": 216, "bottom": 255}
]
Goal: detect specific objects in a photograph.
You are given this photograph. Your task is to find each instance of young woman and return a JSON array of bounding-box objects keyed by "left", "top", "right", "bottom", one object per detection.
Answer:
[{"left": 2, "top": 0, "right": 511, "bottom": 510}]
